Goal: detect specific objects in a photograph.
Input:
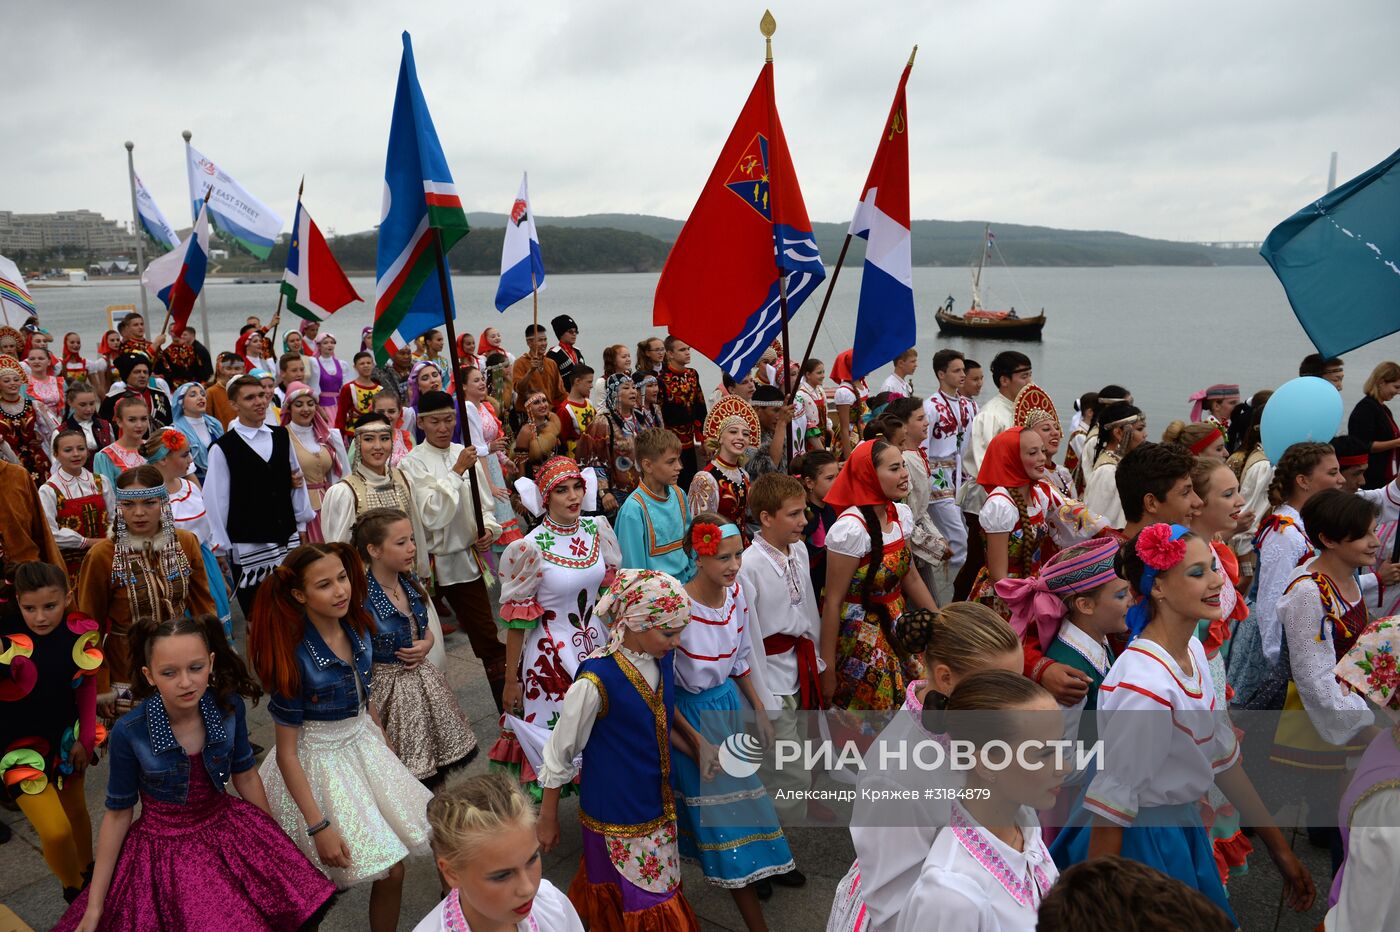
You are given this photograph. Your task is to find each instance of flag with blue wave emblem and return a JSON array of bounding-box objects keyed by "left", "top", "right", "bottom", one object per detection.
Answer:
[{"left": 653, "top": 61, "right": 824, "bottom": 378}]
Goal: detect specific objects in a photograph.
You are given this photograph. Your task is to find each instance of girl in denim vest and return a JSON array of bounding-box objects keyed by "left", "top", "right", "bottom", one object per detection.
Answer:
[
  {"left": 352, "top": 507, "right": 476, "bottom": 784},
  {"left": 57, "top": 613, "right": 335, "bottom": 932},
  {"left": 250, "top": 542, "right": 433, "bottom": 932}
]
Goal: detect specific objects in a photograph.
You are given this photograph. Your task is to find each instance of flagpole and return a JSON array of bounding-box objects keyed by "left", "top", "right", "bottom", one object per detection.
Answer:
[
  {"left": 124, "top": 142, "right": 150, "bottom": 320},
  {"left": 182, "top": 130, "right": 211, "bottom": 341},
  {"left": 531, "top": 270, "right": 538, "bottom": 329},
  {"left": 758, "top": 10, "right": 796, "bottom": 465},
  {"left": 268, "top": 177, "right": 302, "bottom": 351},
  {"left": 432, "top": 232, "right": 486, "bottom": 531},
  {"left": 161, "top": 187, "right": 212, "bottom": 339},
  {"left": 791, "top": 235, "right": 850, "bottom": 405}
]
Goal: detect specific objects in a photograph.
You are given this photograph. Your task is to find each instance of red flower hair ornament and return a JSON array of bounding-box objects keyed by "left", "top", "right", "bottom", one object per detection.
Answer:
[
  {"left": 691, "top": 522, "right": 723, "bottom": 557},
  {"left": 1135, "top": 523, "right": 1188, "bottom": 571},
  {"left": 1126, "top": 523, "right": 1192, "bottom": 638}
]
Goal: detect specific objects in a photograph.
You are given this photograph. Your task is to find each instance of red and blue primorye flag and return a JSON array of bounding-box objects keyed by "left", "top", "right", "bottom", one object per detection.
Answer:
[
  {"left": 849, "top": 61, "right": 915, "bottom": 380},
  {"left": 282, "top": 198, "right": 361, "bottom": 322},
  {"left": 142, "top": 198, "right": 210, "bottom": 334},
  {"left": 373, "top": 31, "right": 470, "bottom": 365},
  {"left": 654, "top": 62, "right": 825, "bottom": 378}
]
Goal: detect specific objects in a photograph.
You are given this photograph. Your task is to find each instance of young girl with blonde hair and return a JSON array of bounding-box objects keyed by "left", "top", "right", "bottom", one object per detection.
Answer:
[
  {"left": 414, "top": 772, "right": 583, "bottom": 931},
  {"left": 828, "top": 602, "right": 1023, "bottom": 931}
]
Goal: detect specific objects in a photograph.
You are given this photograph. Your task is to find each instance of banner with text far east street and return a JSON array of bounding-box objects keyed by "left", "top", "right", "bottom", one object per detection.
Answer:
[
  {"left": 281, "top": 199, "right": 361, "bottom": 323},
  {"left": 849, "top": 60, "right": 915, "bottom": 381},
  {"left": 372, "top": 31, "right": 471, "bottom": 365},
  {"left": 185, "top": 144, "right": 284, "bottom": 260},
  {"left": 653, "top": 61, "right": 825, "bottom": 379}
]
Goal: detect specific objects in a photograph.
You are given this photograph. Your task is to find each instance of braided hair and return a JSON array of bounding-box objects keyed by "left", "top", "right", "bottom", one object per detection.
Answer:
[
  {"left": 1093, "top": 402, "right": 1142, "bottom": 467},
  {"left": 857, "top": 440, "right": 903, "bottom": 658},
  {"left": 427, "top": 771, "right": 536, "bottom": 868}
]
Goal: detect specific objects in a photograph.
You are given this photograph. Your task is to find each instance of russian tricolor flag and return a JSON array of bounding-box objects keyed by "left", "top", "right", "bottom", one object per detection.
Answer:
[
  {"left": 849, "top": 60, "right": 915, "bottom": 380},
  {"left": 495, "top": 172, "right": 546, "bottom": 312},
  {"left": 142, "top": 198, "right": 210, "bottom": 333}
]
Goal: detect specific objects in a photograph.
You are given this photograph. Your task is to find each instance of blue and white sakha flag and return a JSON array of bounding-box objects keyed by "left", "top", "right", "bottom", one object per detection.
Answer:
[
  {"left": 185, "top": 145, "right": 283, "bottom": 260},
  {"left": 133, "top": 171, "right": 180, "bottom": 252},
  {"left": 494, "top": 172, "right": 546, "bottom": 312},
  {"left": 1262, "top": 146, "right": 1400, "bottom": 358},
  {"left": 142, "top": 200, "right": 210, "bottom": 333}
]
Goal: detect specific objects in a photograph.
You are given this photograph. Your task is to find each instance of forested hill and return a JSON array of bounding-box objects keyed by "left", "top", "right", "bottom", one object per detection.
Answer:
[
  {"left": 462, "top": 213, "right": 1262, "bottom": 268},
  {"left": 271, "top": 214, "right": 1259, "bottom": 273}
]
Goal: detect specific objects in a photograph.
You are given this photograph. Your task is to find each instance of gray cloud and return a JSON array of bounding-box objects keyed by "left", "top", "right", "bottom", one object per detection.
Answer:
[{"left": 5, "top": 0, "right": 1397, "bottom": 243}]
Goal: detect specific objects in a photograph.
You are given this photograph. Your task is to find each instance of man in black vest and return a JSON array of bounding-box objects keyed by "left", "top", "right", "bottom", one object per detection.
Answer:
[
  {"left": 546, "top": 313, "right": 585, "bottom": 389},
  {"left": 203, "top": 374, "right": 313, "bottom": 618}
]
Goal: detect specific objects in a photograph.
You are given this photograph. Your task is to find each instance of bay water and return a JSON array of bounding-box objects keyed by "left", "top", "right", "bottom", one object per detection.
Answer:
[{"left": 28, "top": 265, "right": 1400, "bottom": 436}]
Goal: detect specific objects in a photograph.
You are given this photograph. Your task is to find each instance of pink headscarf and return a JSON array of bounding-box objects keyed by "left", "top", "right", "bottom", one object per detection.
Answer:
[
  {"left": 1188, "top": 383, "right": 1240, "bottom": 422},
  {"left": 280, "top": 380, "right": 344, "bottom": 481},
  {"left": 993, "top": 537, "right": 1122, "bottom": 650}
]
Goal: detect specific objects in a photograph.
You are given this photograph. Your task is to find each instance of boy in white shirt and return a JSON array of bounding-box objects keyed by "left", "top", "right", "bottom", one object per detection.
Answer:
[{"left": 738, "top": 471, "right": 826, "bottom": 822}]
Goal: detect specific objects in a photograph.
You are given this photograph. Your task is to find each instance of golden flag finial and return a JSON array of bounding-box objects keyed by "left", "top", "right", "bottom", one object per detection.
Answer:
[
  {"left": 760, "top": 10, "right": 776, "bottom": 62},
  {"left": 908, "top": 45, "right": 919, "bottom": 67}
]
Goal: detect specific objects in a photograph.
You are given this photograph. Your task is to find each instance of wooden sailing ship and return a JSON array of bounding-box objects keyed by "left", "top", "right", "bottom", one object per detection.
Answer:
[{"left": 934, "top": 224, "right": 1046, "bottom": 340}]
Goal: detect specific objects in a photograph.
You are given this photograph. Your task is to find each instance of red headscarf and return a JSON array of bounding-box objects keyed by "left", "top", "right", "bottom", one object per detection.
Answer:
[
  {"left": 977, "top": 426, "right": 1033, "bottom": 490},
  {"left": 830, "top": 349, "right": 855, "bottom": 384},
  {"left": 477, "top": 331, "right": 497, "bottom": 356},
  {"left": 825, "top": 439, "right": 899, "bottom": 523}
]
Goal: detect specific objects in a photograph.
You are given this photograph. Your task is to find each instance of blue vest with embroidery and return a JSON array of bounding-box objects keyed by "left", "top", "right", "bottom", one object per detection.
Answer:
[{"left": 575, "top": 651, "right": 676, "bottom": 835}]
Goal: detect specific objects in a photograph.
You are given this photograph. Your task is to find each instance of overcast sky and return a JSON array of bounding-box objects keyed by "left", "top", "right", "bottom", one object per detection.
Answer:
[{"left": 6, "top": 0, "right": 1397, "bottom": 243}]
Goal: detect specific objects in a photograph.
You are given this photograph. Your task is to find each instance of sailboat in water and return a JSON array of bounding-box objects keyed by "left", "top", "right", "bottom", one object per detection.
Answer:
[{"left": 934, "top": 224, "right": 1046, "bottom": 340}]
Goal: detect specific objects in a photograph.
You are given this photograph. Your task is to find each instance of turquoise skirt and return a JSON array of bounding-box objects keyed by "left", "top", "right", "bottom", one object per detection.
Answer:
[
  {"left": 671, "top": 678, "right": 794, "bottom": 887},
  {"left": 1050, "top": 802, "right": 1236, "bottom": 926}
]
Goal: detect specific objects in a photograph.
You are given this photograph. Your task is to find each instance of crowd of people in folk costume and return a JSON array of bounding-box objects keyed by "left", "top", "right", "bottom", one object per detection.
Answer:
[{"left": 4, "top": 302, "right": 1400, "bottom": 931}]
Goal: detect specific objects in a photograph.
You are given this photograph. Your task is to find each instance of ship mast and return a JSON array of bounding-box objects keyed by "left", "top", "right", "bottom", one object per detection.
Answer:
[{"left": 970, "top": 222, "right": 990, "bottom": 310}]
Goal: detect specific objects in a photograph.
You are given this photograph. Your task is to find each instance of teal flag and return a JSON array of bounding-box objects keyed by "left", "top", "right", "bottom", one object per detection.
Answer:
[{"left": 1262, "top": 146, "right": 1400, "bottom": 358}]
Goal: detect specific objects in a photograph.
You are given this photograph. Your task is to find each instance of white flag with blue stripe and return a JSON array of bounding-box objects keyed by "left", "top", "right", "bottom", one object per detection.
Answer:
[
  {"left": 134, "top": 171, "right": 180, "bottom": 252},
  {"left": 494, "top": 173, "right": 546, "bottom": 312}
]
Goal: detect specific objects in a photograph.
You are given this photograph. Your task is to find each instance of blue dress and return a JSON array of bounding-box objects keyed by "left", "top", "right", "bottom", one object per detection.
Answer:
[{"left": 671, "top": 585, "right": 793, "bottom": 886}]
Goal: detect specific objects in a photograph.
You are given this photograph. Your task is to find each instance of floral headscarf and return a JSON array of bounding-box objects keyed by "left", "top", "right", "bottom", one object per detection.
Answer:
[
  {"left": 1335, "top": 616, "right": 1400, "bottom": 719},
  {"left": 588, "top": 569, "right": 691, "bottom": 657}
]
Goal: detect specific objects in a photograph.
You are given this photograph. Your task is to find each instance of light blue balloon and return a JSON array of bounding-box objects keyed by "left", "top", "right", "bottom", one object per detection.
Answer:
[{"left": 1260, "top": 376, "right": 1344, "bottom": 464}]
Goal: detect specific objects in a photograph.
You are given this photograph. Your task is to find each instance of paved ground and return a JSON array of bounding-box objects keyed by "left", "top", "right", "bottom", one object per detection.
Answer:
[{"left": 1, "top": 593, "right": 1334, "bottom": 931}]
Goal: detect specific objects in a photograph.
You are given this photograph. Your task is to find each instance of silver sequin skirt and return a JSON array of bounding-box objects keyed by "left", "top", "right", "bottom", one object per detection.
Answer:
[
  {"left": 371, "top": 660, "right": 479, "bottom": 780},
  {"left": 260, "top": 709, "right": 434, "bottom": 888}
]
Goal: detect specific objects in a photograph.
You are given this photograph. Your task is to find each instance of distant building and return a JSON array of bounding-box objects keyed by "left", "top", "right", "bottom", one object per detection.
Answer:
[{"left": 0, "top": 210, "right": 138, "bottom": 255}]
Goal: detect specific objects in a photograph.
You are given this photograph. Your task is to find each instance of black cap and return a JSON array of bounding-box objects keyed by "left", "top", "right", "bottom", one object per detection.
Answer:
[
  {"left": 551, "top": 314, "right": 579, "bottom": 338},
  {"left": 114, "top": 351, "right": 150, "bottom": 379},
  {"left": 751, "top": 384, "right": 784, "bottom": 408},
  {"left": 417, "top": 390, "right": 455, "bottom": 414}
]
